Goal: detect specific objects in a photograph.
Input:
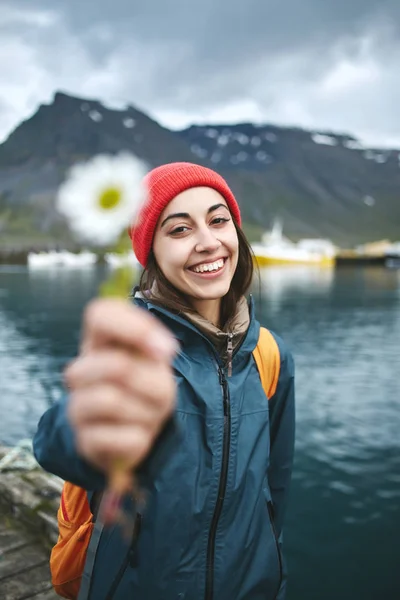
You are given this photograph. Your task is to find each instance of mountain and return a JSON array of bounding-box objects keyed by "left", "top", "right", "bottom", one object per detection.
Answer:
[
  {"left": 0, "top": 92, "right": 198, "bottom": 248},
  {"left": 178, "top": 125, "right": 400, "bottom": 244},
  {"left": 0, "top": 91, "right": 399, "bottom": 248}
]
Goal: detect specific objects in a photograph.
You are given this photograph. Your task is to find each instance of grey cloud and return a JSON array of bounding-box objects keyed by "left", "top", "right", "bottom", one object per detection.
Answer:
[
  {"left": 1, "top": 0, "right": 400, "bottom": 145},
  {"left": 11, "top": 0, "right": 400, "bottom": 51}
]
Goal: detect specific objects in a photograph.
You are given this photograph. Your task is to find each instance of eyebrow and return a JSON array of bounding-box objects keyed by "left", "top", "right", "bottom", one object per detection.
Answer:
[{"left": 160, "top": 203, "right": 229, "bottom": 228}]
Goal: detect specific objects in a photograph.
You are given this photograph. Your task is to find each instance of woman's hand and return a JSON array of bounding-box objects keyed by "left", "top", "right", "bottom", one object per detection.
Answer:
[{"left": 64, "top": 298, "right": 178, "bottom": 473}]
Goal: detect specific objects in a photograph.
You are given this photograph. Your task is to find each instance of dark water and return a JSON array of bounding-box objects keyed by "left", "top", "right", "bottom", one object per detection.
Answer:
[{"left": 0, "top": 265, "right": 399, "bottom": 600}]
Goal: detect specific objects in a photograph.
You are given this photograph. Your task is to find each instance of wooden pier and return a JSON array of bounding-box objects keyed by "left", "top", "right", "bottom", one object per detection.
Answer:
[{"left": 0, "top": 446, "right": 61, "bottom": 599}]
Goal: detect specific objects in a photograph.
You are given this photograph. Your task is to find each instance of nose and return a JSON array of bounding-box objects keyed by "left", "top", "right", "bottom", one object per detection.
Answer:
[{"left": 194, "top": 226, "right": 222, "bottom": 254}]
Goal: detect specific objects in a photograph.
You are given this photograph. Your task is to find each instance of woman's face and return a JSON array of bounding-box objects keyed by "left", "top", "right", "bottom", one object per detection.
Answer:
[{"left": 152, "top": 187, "right": 239, "bottom": 308}]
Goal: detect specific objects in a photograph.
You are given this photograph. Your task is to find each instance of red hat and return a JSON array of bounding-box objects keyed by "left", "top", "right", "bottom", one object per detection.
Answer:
[{"left": 129, "top": 162, "right": 241, "bottom": 267}]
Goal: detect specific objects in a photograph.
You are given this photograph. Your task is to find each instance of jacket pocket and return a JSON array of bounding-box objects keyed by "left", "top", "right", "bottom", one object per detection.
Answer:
[{"left": 103, "top": 512, "right": 143, "bottom": 600}]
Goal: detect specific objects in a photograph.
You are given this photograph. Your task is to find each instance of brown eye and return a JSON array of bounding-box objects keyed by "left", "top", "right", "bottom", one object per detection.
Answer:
[
  {"left": 169, "top": 226, "right": 190, "bottom": 236},
  {"left": 211, "top": 217, "right": 230, "bottom": 225}
]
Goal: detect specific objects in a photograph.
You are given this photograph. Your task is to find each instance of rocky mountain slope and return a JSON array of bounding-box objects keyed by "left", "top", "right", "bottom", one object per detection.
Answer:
[{"left": 1, "top": 91, "right": 399, "bottom": 247}]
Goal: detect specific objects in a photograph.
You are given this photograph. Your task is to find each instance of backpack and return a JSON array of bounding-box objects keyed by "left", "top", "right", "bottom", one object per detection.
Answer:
[{"left": 50, "top": 327, "right": 281, "bottom": 599}]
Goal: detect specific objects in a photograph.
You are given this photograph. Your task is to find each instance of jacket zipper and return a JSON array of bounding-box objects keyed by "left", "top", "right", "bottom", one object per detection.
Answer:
[
  {"left": 204, "top": 366, "right": 231, "bottom": 600},
  {"left": 267, "top": 501, "right": 283, "bottom": 599},
  {"left": 137, "top": 303, "right": 246, "bottom": 599}
]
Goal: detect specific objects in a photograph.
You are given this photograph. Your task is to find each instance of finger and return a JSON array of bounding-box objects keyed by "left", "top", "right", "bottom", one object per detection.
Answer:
[
  {"left": 64, "top": 349, "right": 136, "bottom": 390},
  {"left": 82, "top": 298, "right": 178, "bottom": 360},
  {"left": 124, "top": 359, "right": 176, "bottom": 416},
  {"left": 75, "top": 424, "right": 154, "bottom": 470},
  {"left": 64, "top": 349, "right": 175, "bottom": 410},
  {"left": 67, "top": 384, "right": 165, "bottom": 431}
]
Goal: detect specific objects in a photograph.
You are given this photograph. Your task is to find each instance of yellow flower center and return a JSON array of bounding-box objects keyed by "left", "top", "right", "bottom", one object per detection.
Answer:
[{"left": 98, "top": 187, "right": 122, "bottom": 210}]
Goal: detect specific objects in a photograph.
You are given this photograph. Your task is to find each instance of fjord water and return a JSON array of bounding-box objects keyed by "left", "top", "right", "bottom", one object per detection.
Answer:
[{"left": 0, "top": 265, "right": 399, "bottom": 599}]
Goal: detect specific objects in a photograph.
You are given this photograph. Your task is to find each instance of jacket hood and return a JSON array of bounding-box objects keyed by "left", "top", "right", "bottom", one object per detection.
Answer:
[
  {"left": 180, "top": 295, "right": 250, "bottom": 357},
  {"left": 133, "top": 289, "right": 256, "bottom": 367}
]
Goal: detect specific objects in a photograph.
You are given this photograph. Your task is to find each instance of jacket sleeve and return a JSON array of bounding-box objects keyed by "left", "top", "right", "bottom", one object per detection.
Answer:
[
  {"left": 33, "top": 299, "right": 181, "bottom": 493},
  {"left": 33, "top": 393, "right": 181, "bottom": 493},
  {"left": 268, "top": 333, "right": 296, "bottom": 600},
  {"left": 33, "top": 393, "right": 107, "bottom": 490}
]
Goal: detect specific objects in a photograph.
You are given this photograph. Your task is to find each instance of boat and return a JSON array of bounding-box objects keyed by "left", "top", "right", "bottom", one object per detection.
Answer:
[
  {"left": 252, "top": 221, "right": 336, "bottom": 267},
  {"left": 28, "top": 250, "right": 139, "bottom": 270},
  {"left": 336, "top": 240, "right": 400, "bottom": 268},
  {"left": 104, "top": 251, "right": 139, "bottom": 269},
  {"left": 385, "top": 242, "right": 400, "bottom": 269},
  {"left": 28, "top": 250, "right": 97, "bottom": 269}
]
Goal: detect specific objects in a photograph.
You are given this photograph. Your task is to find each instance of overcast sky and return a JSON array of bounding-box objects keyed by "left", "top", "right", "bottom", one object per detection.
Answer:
[{"left": 1, "top": 0, "right": 400, "bottom": 147}]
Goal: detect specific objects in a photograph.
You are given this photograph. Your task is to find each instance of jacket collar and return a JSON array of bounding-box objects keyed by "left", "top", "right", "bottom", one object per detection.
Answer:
[
  {"left": 133, "top": 291, "right": 260, "bottom": 366},
  {"left": 179, "top": 295, "right": 249, "bottom": 356}
]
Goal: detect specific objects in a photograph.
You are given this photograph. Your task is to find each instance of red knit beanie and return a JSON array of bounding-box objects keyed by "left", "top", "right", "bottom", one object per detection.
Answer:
[{"left": 129, "top": 162, "right": 241, "bottom": 267}]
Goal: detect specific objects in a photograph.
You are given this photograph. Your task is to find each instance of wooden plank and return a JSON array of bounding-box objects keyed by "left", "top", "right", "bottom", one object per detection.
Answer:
[
  {"left": 27, "top": 589, "right": 59, "bottom": 600},
  {"left": 0, "top": 542, "right": 49, "bottom": 580},
  {"left": 0, "top": 448, "right": 67, "bottom": 598},
  {"left": 0, "top": 529, "right": 30, "bottom": 554},
  {"left": 1, "top": 562, "right": 54, "bottom": 600}
]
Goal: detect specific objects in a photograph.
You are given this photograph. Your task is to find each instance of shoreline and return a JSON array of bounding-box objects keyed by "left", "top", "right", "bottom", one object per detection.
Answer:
[
  {"left": 0, "top": 445, "right": 61, "bottom": 598},
  {"left": 0, "top": 244, "right": 103, "bottom": 266},
  {"left": 0, "top": 445, "right": 62, "bottom": 547}
]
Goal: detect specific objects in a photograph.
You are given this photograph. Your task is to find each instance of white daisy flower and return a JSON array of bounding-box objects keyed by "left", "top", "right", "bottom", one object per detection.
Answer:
[{"left": 56, "top": 153, "right": 148, "bottom": 247}]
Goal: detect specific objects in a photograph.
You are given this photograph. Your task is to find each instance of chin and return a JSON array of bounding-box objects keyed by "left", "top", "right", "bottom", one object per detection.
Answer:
[{"left": 191, "top": 280, "right": 232, "bottom": 300}]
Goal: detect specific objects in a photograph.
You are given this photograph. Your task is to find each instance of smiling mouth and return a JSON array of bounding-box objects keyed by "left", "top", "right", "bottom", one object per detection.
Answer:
[{"left": 188, "top": 257, "right": 227, "bottom": 274}]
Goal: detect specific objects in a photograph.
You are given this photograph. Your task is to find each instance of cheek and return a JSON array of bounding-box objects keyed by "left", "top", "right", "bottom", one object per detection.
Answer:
[
  {"left": 153, "top": 239, "right": 188, "bottom": 278},
  {"left": 225, "top": 229, "right": 239, "bottom": 260},
  {"left": 227, "top": 234, "right": 239, "bottom": 273}
]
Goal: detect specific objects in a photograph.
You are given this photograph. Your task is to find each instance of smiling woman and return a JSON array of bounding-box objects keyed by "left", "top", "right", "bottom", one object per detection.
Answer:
[
  {"left": 139, "top": 173, "right": 255, "bottom": 326},
  {"left": 33, "top": 161, "right": 295, "bottom": 600}
]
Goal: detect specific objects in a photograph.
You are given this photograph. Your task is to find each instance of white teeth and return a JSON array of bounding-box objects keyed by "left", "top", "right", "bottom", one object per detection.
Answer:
[{"left": 193, "top": 258, "right": 225, "bottom": 273}]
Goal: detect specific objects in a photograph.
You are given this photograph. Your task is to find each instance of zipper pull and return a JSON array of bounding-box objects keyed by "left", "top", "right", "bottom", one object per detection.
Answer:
[{"left": 227, "top": 333, "right": 233, "bottom": 377}]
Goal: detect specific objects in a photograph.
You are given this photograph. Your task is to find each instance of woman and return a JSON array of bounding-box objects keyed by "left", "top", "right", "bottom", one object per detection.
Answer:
[{"left": 33, "top": 162, "right": 295, "bottom": 600}]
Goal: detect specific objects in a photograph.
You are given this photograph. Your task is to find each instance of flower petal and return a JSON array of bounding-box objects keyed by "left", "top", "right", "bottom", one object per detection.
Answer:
[{"left": 56, "top": 153, "right": 148, "bottom": 246}]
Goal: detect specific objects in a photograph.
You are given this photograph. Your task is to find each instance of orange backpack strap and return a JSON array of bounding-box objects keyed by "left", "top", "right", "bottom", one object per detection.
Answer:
[{"left": 252, "top": 327, "right": 281, "bottom": 399}]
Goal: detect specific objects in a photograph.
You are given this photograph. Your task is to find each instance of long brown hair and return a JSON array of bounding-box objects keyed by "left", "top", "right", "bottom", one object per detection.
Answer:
[{"left": 139, "top": 220, "right": 255, "bottom": 328}]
